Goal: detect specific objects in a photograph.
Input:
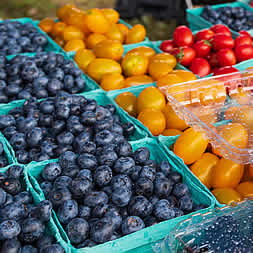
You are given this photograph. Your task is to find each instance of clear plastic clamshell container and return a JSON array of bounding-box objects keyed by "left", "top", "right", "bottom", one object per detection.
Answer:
[
  {"left": 159, "top": 70, "right": 253, "bottom": 164},
  {"left": 153, "top": 198, "right": 253, "bottom": 253}
]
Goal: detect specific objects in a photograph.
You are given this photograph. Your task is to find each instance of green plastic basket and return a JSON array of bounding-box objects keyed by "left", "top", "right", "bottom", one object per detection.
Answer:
[
  {"left": 25, "top": 137, "right": 215, "bottom": 253},
  {"left": 0, "top": 164, "right": 70, "bottom": 252},
  {"left": 158, "top": 135, "right": 223, "bottom": 208},
  {"left": 1, "top": 18, "right": 65, "bottom": 55},
  {"left": 0, "top": 132, "right": 16, "bottom": 165},
  {"left": 186, "top": 2, "right": 249, "bottom": 36},
  {"left": 0, "top": 89, "right": 147, "bottom": 164}
]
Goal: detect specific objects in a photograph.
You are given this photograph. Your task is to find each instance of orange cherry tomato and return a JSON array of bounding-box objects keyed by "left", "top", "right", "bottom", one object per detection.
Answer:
[
  {"left": 56, "top": 4, "right": 76, "bottom": 21},
  {"left": 137, "top": 86, "right": 166, "bottom": 114},
  {"left": 54, "top": 37, "right": 65, "bottom": 47},
  {"left": 125, "top": 24, "right": 146, "bottom": 44},
  {"left": 230, "top": 86, "right": 250, "bottom": 105},
  {"left": 232, "top": 105, "right": 253, "bottom": 130},
  {"left": 51, "top": 22, "right": 66, "bottom": 38},
  {"left": 105, "top": 24, "right": 124, "bottom": 43},
  {"left": 171, "top": 70, "right": 197, "bottom": 82},
  {"left": 87, "top": 58, "right": 122, "bottom": 82},
  {"left": 93, "top": 40, "right": 124, "bottom": 61},
  {"left": 100, "top": 73, "right": 125, "bottom": 91},
  {"left": 124, "top": 75, "right": 153, "bottom": 88},
  {"left": 162, "top": 129, "right": 182, "bottom": 136},
  {"left": 117, "top": 24, "right": 129, "bottom": 43},
  {"left": 86, "top": 33, "right": 107, "bottom": 49},
  {"left": 64, "top": 39, "right": 85, "bottom": 52},
  {"left": 212, "top": 158, "right": 244, "bottom": 189},
  {"left": 236, "top": 181, "right": 253, "bottom": 197},
  {"left": 163, "top": 103, "right": 188, "bottom": 130},
  {"left": 156, "top": 73, "right": 184, "bottom": 88},
  {"left": 122, "top": 54, "right": 149, "bottom": 77},
  {"left": 212, "top": 123, "right": 248, "bottom": 156},
  {"left": 125, "top": 46, "right": 156, "bottom": 59},
  {"left": 190, "top": 152, "right": 219, "bottom": 189},
  {"left": 137, "top": 109, "right": 166, "bottom": 136},
  {"left": 84, "top": 8, "right": 110, "bottom": 34},
  {"left": 39, "top": 18, "right": 54, "bottom": 34},
  {"left": 63, "top": 25, "right": 84, "bottom": 41},
  {"left": 173, "top": 128, "right": 209, "bottom": 165},
  {"left": 115, "top": 92, "right": 137, "bottom": 117},
  {"left": 101, "top": 9, "right": 120, "bottom": 24},
  {"left": 74, "top": 49, "right": 96, "bottom": 73},
  {"left": 212, "top": 188, "right": 242, "bottom": 205}
]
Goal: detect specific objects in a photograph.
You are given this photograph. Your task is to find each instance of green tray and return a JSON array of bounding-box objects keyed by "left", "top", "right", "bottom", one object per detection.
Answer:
[
  {"left": 158, "top": 135, "right": 222, "bottom": 208},
  {"left": 0, "top": 89, "right": 147, "bottom": 164},
  {"left": 1, "top": 18, "right": 65, "bottom": 55},
  {"left": 25, "top": 137, "right": 215, "bottom": 253},
  {"left": 0, "top": 164, "right": 71, "bottom": 252}
]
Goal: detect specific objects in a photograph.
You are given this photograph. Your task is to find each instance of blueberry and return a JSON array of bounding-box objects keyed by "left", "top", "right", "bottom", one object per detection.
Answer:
[
  {"left": 135, "top": 177, "right": 153, "bottom": 197},
  {"left": 112, "top": 187, "right": 132, "bottom": 207},
  {"left": 81, "top": 111, "right": 96, "bottom": 125},
  {"left": 26, "top": 127, "right": 43, "bottom": 147},
  {"left": 105, "top": 209, "right": 122, "bottom": 230},
  {"left": 0, "top": 220, "right": 21, "bottom": 240},
  {"left": 39, "top": 181, "right": 52, "bottom": 198},
  {"left": 19, "top": 245, "right": 38, "bottom": 253},
  {"left": 92, "top": 203, "right": 110, "bottom": 218},
  {"left": 122, "top": 216, "right": 145, "bottom": 235},
  {"left": 20, "top": 217, "right": 45, "bottom": 243},
  {"left": 134, "top": 147, "right": 150, "bottom": 164},
  {"left": 0, "top": 115, "right": 15, "bottom": 129},
  {"left": 1, "top": 238, "right": 21, "bottom": 253},
  {"left": 169, "top": 171, "right": 182, "bottom": 183},
  {"left": 114, "top": 157, "right": 135, "bottom": 174},
  {"left": 179, "top": 195, "right": 193, "bottom": 212},
  {"left": 77, "top": 169, "right": 93, "bottom": 182},
  {"left": 128, "top": 196, "right": 153, "bottom": 218},
  {"left": 111, "top": 174, "right": 132, "bottom": 190},
  {"left": 84, "top": 191, "right": 108, "bottom": 207},
  {"left": 159, "top": 161, "right": 171, "bottom": 176},
  {"left": 0, "top": 188, "right": 6, "bottom": 206},
  {"left": 56, "top": 131, "right": 74, "bottom": 146},
  {"left": 54, "top": 176, "right": 72, "bottom": 189},
  {"left": 37, "top": 235, "right": 54, "bottom": 249},
  {"left": 70, "top": 178, "right": 92, "bottom": 198},
  {"left": 78, "top": 205, "right": 91, "bottom": 219},
  {"left": 77, "top": 239, "right": 97, "bottom": 248},
  {"left": 57, "top": 199, "right": 78, "bottom": 224},
  {"left": 94, "top": 165, "right": 113, "bottom": 187},
  {"left": 42, "top": 163, "right": 62, "bottom": 181},
  {"left": 78, "top": 153, "right": 97, "bottom": 170},
  {"left": 40, "top": 244, "right": 64, "bottom": 253},
  {"left": 2, "top": 178, "right": 21, "bottom": 195},
  {"left": 90, "top": 217, "right": 114, "bottom": 243},
  {"left": 144, "top": 215, "right": 157, "bottom": 227},
  {"left": 154, "top": 177, "right": 174, "bottom": 198},
  {"left": 74, "top": 77, "right": 86, "bottom": 92},
  {"left": 47, "top": 79, "right": 63, "bottom": 95},
  {"left": 140, "top": 165, "right": 156, "bottom": 181},
  {"left": 131, "top": 165, "right": 142, "bottom": 181},
  {"left": 173, "top": 183, "right": 189, "bottom": 198},
  {"left": 7, "top": 166, "right": 22, "bottom": 179},
  {"left": 0, "top": 202, "right": 26, "bottom": 221},
  {"left": 67, "top": 218, "right": 89, "bottom": 244},
  {"left": 153, "top": 199, "right": 176, "bottom": 221},
  {"left": 97, "top": 150, "right": 118, "bottom": 167},
  {"left": 173, "top": 208, "right": 184, "bottom": 217},
  {"left": 13, "top": 192, "right": 32, "bottom": 205},
  {"left": 95, "top": 130, "right": 114, "bottom": 146},
  {"left": 59, "top": 151, "right": 76, "bottom": 170},
  {"left": 3, "top": 126, "right": 17, "bottom": 140},
  {"left": 61, "top": 164, "right": 79, "bottom": 178},
  {"left": 0, "top": 155, "right": 8, "bottom": 168},
  {"left": 48, "top": 187, "right": 72, "bottom": 208},
  {"left": 33, "top": 200, "right": 52, "bottom": 222}
]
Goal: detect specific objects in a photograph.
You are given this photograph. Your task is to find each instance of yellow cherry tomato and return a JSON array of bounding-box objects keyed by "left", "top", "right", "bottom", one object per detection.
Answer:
[
  {"left": 236, "top": 181, "right": 253, "bottom": 197},
  {"left": 212, "top": 188, "right": 242, "bottom": 205}
]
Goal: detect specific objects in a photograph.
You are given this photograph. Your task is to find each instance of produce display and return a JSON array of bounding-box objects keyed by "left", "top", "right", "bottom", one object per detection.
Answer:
[
  {"left": 0, "top": 166, "right": 64, "bottom": 252},
  {"left": 0, "top": 2, "right": 252, "bottom": 252},
  {"left": 201, "top": 5, "right": 253, "bottom": 32},
  {"left": 36, "top": 147, "right": 205, "bottom": 248},
  {"left": 0, "top": 53, "right": 89, "bottom": 103},
  {"left": 0, "top": 93, "right": 136, "bottom": 164},
  {"left": 39, "top": 5, "right": 146, "bottom": 51},
  {"left": 0, "top": 20, "right": 49, "bottom": 56},
  {"left": 160, "top": 24, "right": 253, "bottom": 77}
]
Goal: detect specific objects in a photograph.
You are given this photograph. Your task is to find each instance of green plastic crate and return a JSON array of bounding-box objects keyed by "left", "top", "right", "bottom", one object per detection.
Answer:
[
  {"left": 25, "top": 137, "right": 215, "bottom": 253},
  {"left": 186, "top": 2, "right": 250, "bottom": 36},
  {"left": 158, "top": 135, "right": 223, "bottom": 208},
  {"left": 0, "top": 164, "right": 70, "bottom": 252},
  {"left": 1, "top": 18, "right": 65, "bottom": 55},
  {"left": 0, "top": 89, "right": 147, "bottom": 164}
]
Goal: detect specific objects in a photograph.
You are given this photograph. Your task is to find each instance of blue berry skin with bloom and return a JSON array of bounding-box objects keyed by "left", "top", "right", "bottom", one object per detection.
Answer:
[
  {"left": 121, "top": 216, "right": 145, "bottom": 235},
  {"left": 153, "top": 199, "right": 176, "bottom": 221}
]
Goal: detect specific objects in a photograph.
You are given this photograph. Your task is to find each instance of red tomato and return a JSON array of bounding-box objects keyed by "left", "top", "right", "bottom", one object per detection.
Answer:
[
  {"left": 217, "top": 48, "right": 236, "bottom": 67},
  {"left": 159, "top": 40, "right": 174, "bottom": 53},
  {"left": 239, "top": 30, "right": 251, "bottom": 38},
  {"left": 195, "top": 29, "right": 214, "bottom": 41},
  {"left": 210, "top": 24, "right": 231, "bottom": 37},
  {"left": 213, "top": 66, "right": 239, "bottom": 76},
  {"left": 193, "top": 40, "right": 211, "bottom": 58},
  {"left": 235, "top": 35, "right": 252, "bottom": 48},
  {"left": 209, "top": 52, "right": 219, "bottom": 67},
  {"left": 173, "top": 26, "right": 194, "bottom": 47},
  {"left": 190, "top": 58, "right": 211, "bottom": 77},
  {"left": 235, "top": 44, "right": 253, "bottom": 62},
  {"left": 171, "top": 47, "right": 196, "bottom": 66},
  {"left": 212, "top": 34, "right": 235, "bottom": 51}
]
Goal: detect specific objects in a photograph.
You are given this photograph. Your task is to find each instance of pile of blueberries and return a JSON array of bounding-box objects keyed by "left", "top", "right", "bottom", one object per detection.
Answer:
[
  {"left": 188, "top": 215, "right": 253, "bottom": 253},
  {"left": 0, "top": 92, "right": 135, "bottom": 164},
  {"left": 201, "top": 6, "right": 253, "bottom": 31},
  {"left": 0, "top": 53, "right": 87, "bottom": 103},
  {"left": 0, "top": 165, "right": 64, "bottom": 252},
  {"left": 0, "top": 21, "right": 48, "bottom": 56},
  {"left": 0, "top": 142, "right": 8, "bottom": 168},
  {"left": 38, "top": 149, "right": 205, "bottom": 248}
]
